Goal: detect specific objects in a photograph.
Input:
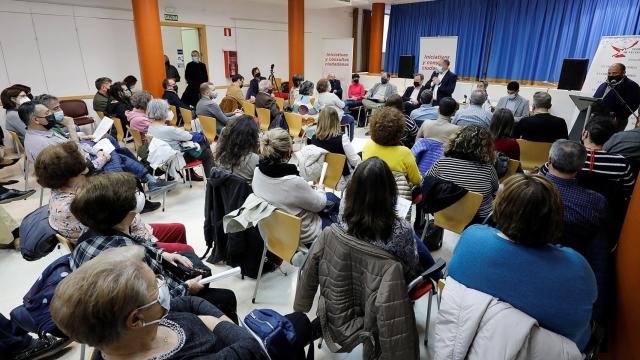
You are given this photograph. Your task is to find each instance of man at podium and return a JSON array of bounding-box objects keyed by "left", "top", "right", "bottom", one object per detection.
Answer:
[{"left": 593, "top": 63, "right": 640, "bottom": 132}]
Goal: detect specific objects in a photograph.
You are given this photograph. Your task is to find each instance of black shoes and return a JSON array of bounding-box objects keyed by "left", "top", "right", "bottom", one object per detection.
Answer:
[
  {"left": 0, "top": 189, "right": 36, "bottom": 204},
  {"left": 141, "top": 200, "right": 161, "bottom": 213},
  {"left": 13, "top": 335, "right": 72, "bottom": 360}
]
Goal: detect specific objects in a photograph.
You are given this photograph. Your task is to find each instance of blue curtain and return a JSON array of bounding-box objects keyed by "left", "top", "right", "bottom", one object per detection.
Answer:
[
  {"left": 384, "top": 0, "right": 497, "bottom": 79},
  {"left": 385, "top": 0, "right": 640, "bottom": 82}
]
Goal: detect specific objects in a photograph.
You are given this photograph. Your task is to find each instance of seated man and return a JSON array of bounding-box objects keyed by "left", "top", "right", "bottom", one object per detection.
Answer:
[
  {"left": 452, "top": 89, "right": 492, "bottom": 127},
  {"left": 416, "top": 96, "right": 460, "bottom": 144},
  {"left": 402, "top": 73, "right": 426, "bottom": 115},
  {"left": 327, "top": 73, "right": 343, "bottom": 99},
  {"left": 409, "top": 89, "right": 438, "bottom": 127},
  {"left": 226, "top": 74, "right": 245, "bottom": 107},
  {"left": 162, "top": 78, "right": 193, "bottom": 112},
  {"left": 514, "top": 92, "right": 568, "bottom": 143},
  {"left": 92, "top": 77, "right": 111, "bottom": 113},
  {"left": 19, "top": 101, "right": 174, "bottom": 195},
  {"left": 196, "top": 82, "right": 241, "bottom": 133},
  {"left": 362, "top": 72, "right": 398, "bottom": 112},
  {"left": 496, "top": 81, "right": 530, "bottom": 121},
  {"left": 254, "top": 80, "right": 281, "bottom": 123},
  {"left": 604, "top": 117, "right": 640, "bottom": 176}
]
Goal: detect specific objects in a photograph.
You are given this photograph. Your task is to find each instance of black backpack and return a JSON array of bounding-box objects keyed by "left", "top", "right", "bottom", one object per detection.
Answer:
[{"left": 494, "top": 151, "right": 510, "bottom": 178}]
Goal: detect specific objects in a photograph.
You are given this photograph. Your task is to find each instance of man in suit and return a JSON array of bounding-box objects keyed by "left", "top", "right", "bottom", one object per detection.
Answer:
[
  {"left": 593, "top": 63, "right": 640, "bottom": 132},
  {"left": 327, "top": 73, "right": 343, "bottom": 99},
  {"left": 196, "top": 82, "right": 241, "bottom": 133},
  {"left": 162, "top": 78, "right": 193, "bottom": 124},
  {"left": 164, "top": 54, "right": 180, "bottom": 83},
  {"left": 496, "top": 81, "right": 530, "bottom": 121},
  {"left": 362, "top": 72, "right": 398, "bottom": 112},
  {"left": 245, "top": 67, "right": 265, "bottom": 102},
  {"left": 254, "top": 80, "right": 282, "bottom": 123},
  {"left": 425, "top": 58, "right": 457, "bottom": 105},
  {"left": 402, "top": 73, "right": 427, "bottom": 115},
  {"left": 181, "top": 50, "right": 209, "bottom": 107}
]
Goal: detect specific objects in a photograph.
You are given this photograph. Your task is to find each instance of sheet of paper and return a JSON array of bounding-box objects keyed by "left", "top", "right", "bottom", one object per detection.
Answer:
[
  {"left": 396, "top": 197, "right": 412, "bottom": 218},
  {"left": 318, "top": 162, "right": 328, "bottom": 186},
  {"left": 199, "top": 267, "right": 241, "bottom": 285},
  {"left": 92, "top": 117, "right": 113, "bottom": 140},
  {"left": 92, "top": 138, "right": 115, "bottom": 154}
]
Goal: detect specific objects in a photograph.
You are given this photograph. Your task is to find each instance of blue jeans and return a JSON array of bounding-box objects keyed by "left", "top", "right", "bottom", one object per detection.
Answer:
[
  {"left": 341, "top": 114, "right": 355, "bottom": 141},
  {"left": 101, "top": 153, "right": 148, "bottom": 179},
  {"left": 320, "top": 192, "right": 341, "bottom": 229},
  {"left": 344, "top": 99, "right": 362, "bottom": 110},
  {"left": 0, "top": 313, "right": 31, "bottom": 355}
]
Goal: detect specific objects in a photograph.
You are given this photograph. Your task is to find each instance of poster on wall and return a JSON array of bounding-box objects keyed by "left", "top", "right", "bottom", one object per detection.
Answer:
[
  {"left": 582, "top": 35, "right": 640, "bottom": 94},
  {"left": 322, "top": 38, "right": 354, "bottom": 99},
  {"left": 177, "top": 49, "right": 184, "bottom": 68},
  {"left": 419, "top": 36, "right": 458, "bottom": 75}
]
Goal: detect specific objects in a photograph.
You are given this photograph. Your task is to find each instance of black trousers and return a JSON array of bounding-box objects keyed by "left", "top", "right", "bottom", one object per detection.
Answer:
[{"left": 195, "top": 288, "right": 238, "bottom": 324}]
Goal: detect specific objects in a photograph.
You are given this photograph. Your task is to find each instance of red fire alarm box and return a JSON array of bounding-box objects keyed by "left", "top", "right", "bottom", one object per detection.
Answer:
[{"left": 223, "top": 50, "right": 238, "bottom": 78}]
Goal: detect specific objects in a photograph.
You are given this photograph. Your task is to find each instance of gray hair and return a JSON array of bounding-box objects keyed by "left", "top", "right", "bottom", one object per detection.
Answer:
[
  {"left": 33, "top": 94, "right": 59, "bottom": 108},
  {"left": 469, "top": 89, "right": 487, "bottom": 105},
  {"left": 549, "top": 140, "right": 586, "bottom": 174},
  {"left": 259, "top": 79, "right": 272, "bottom": 93},
  {"left": 533, "top": 91, "right": 552, "bottom": 109},
  {"left": 130, "top": 91, "right": 152, "bottom": 110},
  {"left": 146, "top": 99, "right": 169, "bottom": 121}
]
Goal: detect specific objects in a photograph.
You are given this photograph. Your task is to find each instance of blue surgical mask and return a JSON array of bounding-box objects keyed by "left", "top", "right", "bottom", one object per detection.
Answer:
[
  {"left": 54, "top": 110, "right": 64, "bottom": 122},
  {"left": 192, "top": 56, "right": 200, "bottom": 63},
  {"left": 136, "top": 275, "right": 171, "bottom": 327},
  {"left": 435, "top": 66, "right": 444, "bottom": 73}
]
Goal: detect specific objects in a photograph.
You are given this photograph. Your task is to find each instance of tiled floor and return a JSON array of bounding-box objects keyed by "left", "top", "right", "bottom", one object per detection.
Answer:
[{"left": 0, "top": 129, "right": 459, "bottom": 359}]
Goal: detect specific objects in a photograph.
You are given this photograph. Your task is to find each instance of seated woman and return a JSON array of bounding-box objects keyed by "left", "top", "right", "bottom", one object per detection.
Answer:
[
  {"left": 362, "top": 107, "right": 422, "bottom": 188},
  {"left": 447, "top": 174, "right": 597, "bottom": 351},
  {"left": 105, "top": 81, "right": 133, "bottom": 128},
  {"left": 315, "top": 79, "right": 355, "bottom": 141},
  {"left": 344, "top": 73, "right": 365, "bottom": 110},
  {"left": 340, "top": 157, "right": 436, "bottom": 281},
  {"left": 292, "top": 81, "right": 319, "bottom": 116},
  {"left": 426, "top": 125, "right": 498, "bottom": 221},
  {"left": 384, "top": 94, "right": 419, "bottom": 148},
  {"left": 69, "top": 172, "right": 238, "bottom": 321},
  {"left": 490, "top": 108, "right": 520, "bottom": 160},
  {"left": 146, "top": 99, "right": 215, "bottom": 180},
  {"left": 213, "top": 115, "right": 260, "bottom": 183},
  {"left": 36, "top": 142, "right": 192, "bottom": 252},
  {"left": 51, "top": 245, "right": 267, "bottom": 359},
  {"left": 309, "top": 107, "right": 360, "bottom": 190},
  {"left": 126, "top": 91, "right": 153, "bottom": 139},
  {"left": 252, "top": 128, "right": 339, "bottom": 246}
]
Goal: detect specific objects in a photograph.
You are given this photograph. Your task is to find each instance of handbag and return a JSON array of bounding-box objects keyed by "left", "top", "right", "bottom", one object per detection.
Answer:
[{"left": 161, "top": 251, "right": 212, "bottom": 281}]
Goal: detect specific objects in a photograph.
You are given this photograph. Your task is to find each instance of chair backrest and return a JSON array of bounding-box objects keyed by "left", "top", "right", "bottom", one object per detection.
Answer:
[
  {"left": 434, "top": 191, "right": 483, "bottom": 234},
  {"left": 55, "top": 233, "right": 74, "bottom": 252},
  {"left": 323, "top": 153, "right": 346, "bottom": 189},
  {"left": 96, "top": 111, "right": 105, "bottom": 119},
  {"left": 283, "top": 112, "right": 303, "bottom": 138},
  {"left": 179, "top": 107, "right": 193, "bottom": 131},
  {"left": 260, "top": 210, "right": 301, "bottom": 263},
  {"left": 111, "top": 117, "right": 125, "bottom": 143},
  {"left": 275, "top": 97, "right": 285, "bottom": 112},
  {"left": 129, "top": 127, "right": 143, "bottom": 151},
  {"left": 220, "top": 96, "right": 239, "bottom": 113},
  {"left": 59, "top": 99, "right": 89, "bottom": 118},
  {"left": 8, "top": 131, "right": 24, "bottom": 156},
  {"left": 516, "top": 139, "right": 553, "bottom": 171},
  {"left": 168, "top": 105, "right": 178, "bottom": 127},
  {"left": 242, "top": 100, "right": 256, "bottom": 117},
  {"left": 500, "top": 159, "right": 521, "bottom": 182},
  {"left": 199, "top": 115, "right": 217, "bottom": 142},
  {"left": 256, "top": 108, "right": 271, "bottom": 132},
  {"left": 275, "top": 77, "right": 283, "bottom": 90}
]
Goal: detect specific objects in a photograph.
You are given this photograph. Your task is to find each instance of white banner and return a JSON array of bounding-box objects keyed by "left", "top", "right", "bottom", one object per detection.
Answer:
[
  {"left": 322, "top": 38, "right": 354, "bottom": 99},
  {"left": 582, "top": 35, "right": 640, "bottom": 94},
  {"left": 419, "top": 36, "right": 458, "bottom": 75}
]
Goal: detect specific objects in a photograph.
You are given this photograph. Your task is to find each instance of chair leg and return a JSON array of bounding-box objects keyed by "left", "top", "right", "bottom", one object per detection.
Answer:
[
  {"left": 80, "top": 343, "right": 85, "bottom": 360},
  {"left": 424, "top": 290, "right": 433, "bottom": 346},
  {"left": 162, "top": 190, "right": 166, "bottom": 212},
  {"left": 420, "top": 214, "right": 430, "bottom": 242},
  {"left": 252, "top": 242, "right": 268, "bottom": 304},
  {"left": 39, "top": 188, "right": 44, "bottom": 207},
  {"left": 24, "top": 160, "right": 29, "bottom": 191},
  {"left": 186, "top": 167, "right": 192, "bottom": 188}
]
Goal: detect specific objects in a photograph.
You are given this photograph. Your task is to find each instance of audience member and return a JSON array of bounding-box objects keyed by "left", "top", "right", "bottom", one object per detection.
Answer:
[
  {"left": 123, "top": 75, "right": 138, "bottom": 96},
  {"left": 344, "top": 73, "right": 365, "bottom": 110},
  {"left": 327, "top": 73, "right": 343, "bottom": 99},
  {"left": 362, "top": 72, "right": 398, "bottom": 112},
  {"left": 289, "top": 74, "right": 304, "bottom": 100},
  {"left": 447, "top": 174, "right": 597, "bottom": 351},
  {"left": 162, "top": 78, "right": 192, "bottom": 113},
  {"left": 384, "top": 94, "right": 418, "bottom": 148},
  {"left": 292, "top": 81, "right": 319, "bottom": 115},
  {"left": 410, "top": 89, "right": 439, "bottom": 127},
  {"left": 245, "top": 67, "right": 265, "bottom": 101},
  {"left": 490, "top": 108, "right": 520, "bottom": 160},
  {"left": 426, "top": 125, "right": 498, "bottom": 220},
  {"left": 164, "top": 54, "right": 181, "bottom": 82},
  {"left": 92, "top": 77, "right": 112, "bottom": 113},
  {"left": 126, "top": 91, "right": 153, "bottom": 138},
  {"left": 425, "top": 58, "right": 458, "bottom": 104},
  {"left": 402, "top": 73, "right": 427, "bottom": 115},
  {"left": 514, "top": 91, "right": 567, "bottom": 142},
  {"left": 316, "top": 79, "right": 355, "bottom": 140},
  {"left": 196, "top": 82, "right": 240, "bottom": 133},
  {"left": 604, "top": 118, "right": 640, "bottom": 175},
  {"left": 309, "top": 107, "right": 360, "bottom": 188},
  {"left": 476, "top": 80, "right": 493, "bottom": 112},
  {"left": 593, "top": 63, "right": 640, "bottom": 132},
  {"left": 69, "top": 172, "right": 238, "bottom": 320},
  {"left": 34, "top": 93, "right": 85, "bottom": 139},
  {"left": 105, "top": 82, "right": 133, "bottom": 128},
  {"left": 452, "top": 89, "right": 492, "bottom": 127},
  {"left": 226, "top": 74, "right": 245, "bottom": 107},
  {"left": 496, "top": 81, "right": 530, "bottom": 121},
  {"left": 416, "top": 96, "right": 459, "bottom": 143},
  {"left": 182, "top": 50, "right": 209, "bottom": 107},
  {"left": 51, "top": 246, "right": 264, "bottom": 358},
  {"left": 147, "top": 99, "right": 214, "bottom": 179},
  {"left": 252, "top": 128, "right": 339, "bottom": 245},
  {"left": 1, "top": 85, "right": 30, "bottom": 141},
  {"left": 214, "top": 116, "right": 260, "bottom": 182},
  {"left": 254, "top": 80, "right": 281, "bottom": 123},
  {"left": 363, "top": 107, "right": 421, "bottom": 186}
]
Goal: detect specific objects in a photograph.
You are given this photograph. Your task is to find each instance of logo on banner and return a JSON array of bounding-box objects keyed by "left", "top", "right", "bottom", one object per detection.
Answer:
[
  {"left": 421, "top": 55, "right": 451, "bottom": 72},
  {"left": 324, "top": 52, "right": 350, "bottom": 67},
  {"left": 611, "top": 40, "right": 640, "bottom": 58}
]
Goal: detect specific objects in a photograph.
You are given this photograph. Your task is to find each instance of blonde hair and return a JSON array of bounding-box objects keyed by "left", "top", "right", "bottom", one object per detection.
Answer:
[
  {"left": 259, "top": 128, "right": 292, "bottom": 163},
  {"left": 50, "top": 246, "right": 152, "bottom": 349},
  {"left": 315, "top": 107, "right": 341, "bottom": 140}
]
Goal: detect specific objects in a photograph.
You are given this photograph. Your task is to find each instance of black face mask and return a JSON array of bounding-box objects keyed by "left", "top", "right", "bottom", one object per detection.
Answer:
[
  {"left": 353, "top": 79, "right": 359, "bottom": 84},
  {"left": 608, "top": 75, "right": 623, "bottom": 84},
  {"left": 165, "top": 60, "right": 169, "bottom": 65},
  {"left": 255, "top": 72, "right": 261, "bottom": 78},
  {"left": 41, "top": 114, "right": 56, "bottom": 130},
  {"left": 414, "top": 81, "right": 421, "bottom": 88}
]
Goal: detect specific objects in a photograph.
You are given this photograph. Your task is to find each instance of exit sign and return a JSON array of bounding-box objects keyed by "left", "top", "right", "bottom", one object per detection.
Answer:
[{"left": 164, "top": 14, "right": 178, "bottom": 22}]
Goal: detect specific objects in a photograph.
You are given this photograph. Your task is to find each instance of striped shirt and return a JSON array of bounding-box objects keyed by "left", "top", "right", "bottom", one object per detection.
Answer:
[{"left": 426, "top": 157, "right": 499, "bottom": 219}]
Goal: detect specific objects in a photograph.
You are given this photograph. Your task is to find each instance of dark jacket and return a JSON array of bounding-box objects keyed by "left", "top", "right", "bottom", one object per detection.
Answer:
[
  {"left": 425, "top": 70, "right": 458, "bottom": 103},
  {"left": 401, "top": 85, "right": 428, "bottom": 103},
  {"left": 165, "top": 62, "right": 181, "bottom": 82},
  {"left": 254, "top": 92, "right": 281, "bottom": 121},
  {"left": 417, "top": 175, "right": 467, "bottom": 213},
  {"left": 246, "top": 77, "right": 266, "bottom": 100},
  {"left": 593, "top": 77, "right": 640, "bottom": 130},
  {"left": 329, "top": 79, "right": 343, "bottom": 99},
  {"left": 514, "top": 113, "right": 568, "bottom": 143},
  {"left": 105, "top": 100, "right": 132, "bottom": 127},
  {"left": 182, "top": 61, "right": 209, "bottom": 107}
]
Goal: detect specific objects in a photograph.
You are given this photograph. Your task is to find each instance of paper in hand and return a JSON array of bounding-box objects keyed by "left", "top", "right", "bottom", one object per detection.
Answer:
[
  {"left": 92, "top": 117, "right": 114, "bottom": 140},
  {"left": 199, "top": 267, "right": 241, "bottom": 285},
  {"left": 92, "top": 138, "right": 115, "bottom": 154},
  {"left": 396, "top": 197, "right": 412, "bottom": 218},
  {"left": 318, "top": 162, "right": 328, "bottom": 186}
]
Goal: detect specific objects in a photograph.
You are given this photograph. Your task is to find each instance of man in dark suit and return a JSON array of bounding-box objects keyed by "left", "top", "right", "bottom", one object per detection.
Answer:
[
  {"left": 425, "top": 58, "right": 458, "bottom": 105},
  {"left": 593, "top": 63, "right": 640, "bottom": 132},
  {"left": 254, "top": 80, "right": 282, "bottom": 123},
  {"left": 327, "top": 73, "right": 343, "bottom": 99},
  {"left": 181, "top": 50, "right": 209, "bottom": 107},
  {"left": 162, "top": 78, "right": 193, "bottom": 124},
  {"left": 402, "top": 73, "right": 427, "bottom": 115},
  {"left": 246, "top": 67, "right": 266, "bottom": 101}
]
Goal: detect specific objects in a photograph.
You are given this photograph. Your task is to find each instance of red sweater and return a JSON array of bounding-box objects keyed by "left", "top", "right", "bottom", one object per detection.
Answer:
[
  {"left": 494, "top": 137, "right": 520, "bottom": 160},
  {"left": 348, "top": 83, "right": 365, "bottom": 100}
]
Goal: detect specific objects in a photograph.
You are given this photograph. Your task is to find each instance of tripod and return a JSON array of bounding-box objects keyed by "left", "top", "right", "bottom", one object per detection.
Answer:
[{"left": 268, "top": 64, "right": 278, "bottom": 91}]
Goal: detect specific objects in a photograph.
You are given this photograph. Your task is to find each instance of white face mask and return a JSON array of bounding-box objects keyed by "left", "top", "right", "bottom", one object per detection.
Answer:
[
  {"left": 136, "top": 276, "right": 171, "bottom": 327},
  {"left": 209, "top": 91, "right": 218, "bottom": 100},
  {"left": 192, "top": 56, "right": 200, "bottom": 63},
  {"left": 17, "top": 97, "right": 30, "bottom": 105},
  {"left": 435, "top": 66, "right": 444, "bottom": 73},
  {"left": 508, "top": 93, "right": 517, "bottom": 100},
  {"left": 134, "top": 191, "right": 146, "bottom": 213}
]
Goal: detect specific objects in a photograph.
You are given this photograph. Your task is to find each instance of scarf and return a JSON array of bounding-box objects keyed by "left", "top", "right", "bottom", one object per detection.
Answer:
[{"left": 258, "top": 159, "right": 299, "bottom": 178}]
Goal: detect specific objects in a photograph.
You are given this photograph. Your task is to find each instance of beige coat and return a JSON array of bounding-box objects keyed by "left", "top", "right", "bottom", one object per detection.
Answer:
[{"left": 294, "top": 225, "right": 419, "bottom": 360}]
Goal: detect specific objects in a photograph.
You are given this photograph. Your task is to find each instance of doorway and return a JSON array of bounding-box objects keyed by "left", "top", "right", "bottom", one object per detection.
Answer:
[{"left": 160, "top": 22, "right": 208, "bottom": 97}]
